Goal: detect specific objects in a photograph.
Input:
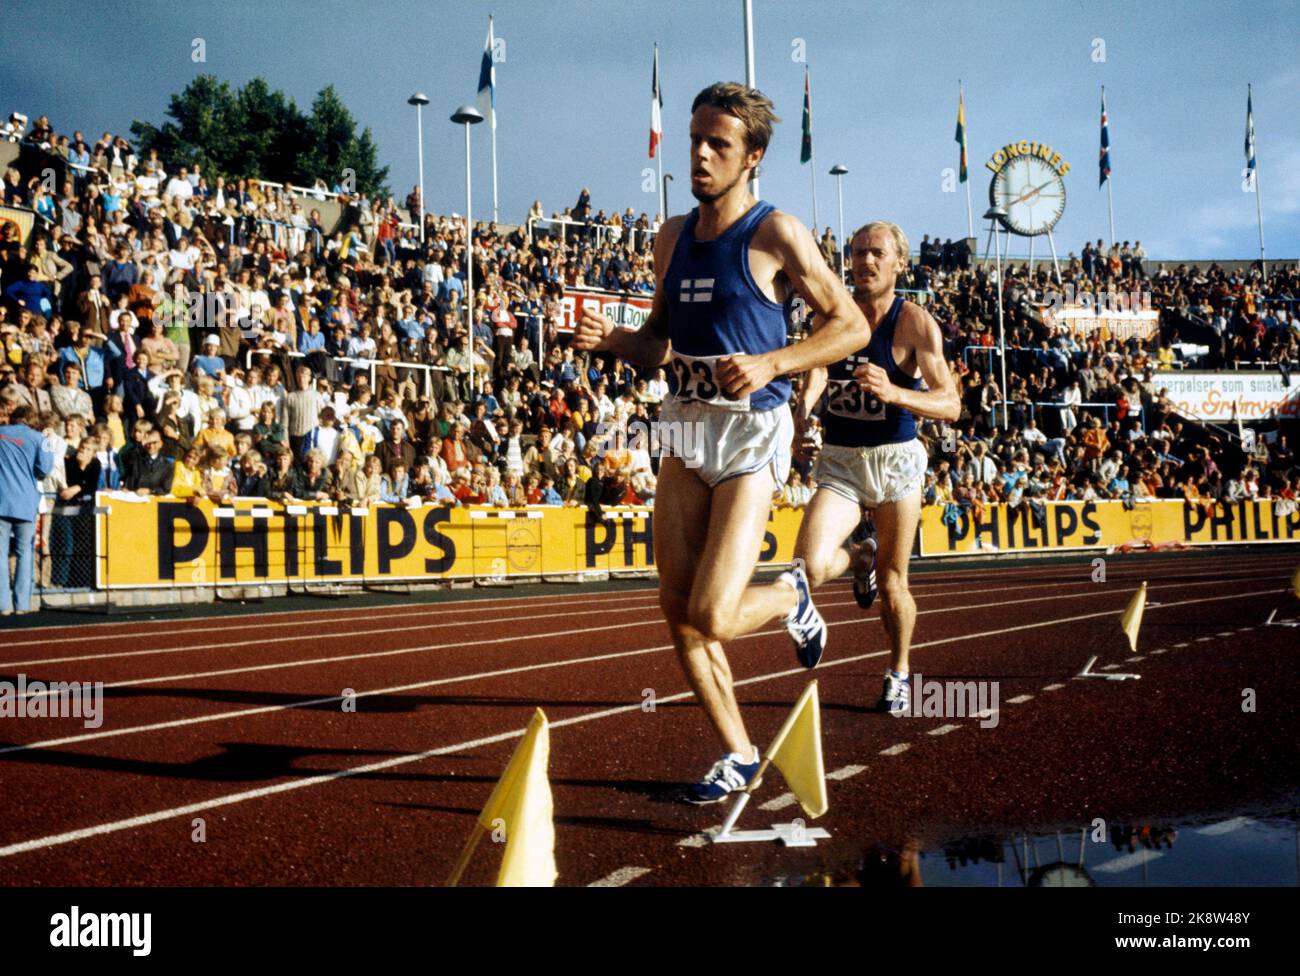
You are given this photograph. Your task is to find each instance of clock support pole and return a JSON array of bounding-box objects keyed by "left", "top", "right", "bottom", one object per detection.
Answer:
[{"left": 1045, "top": 228, "right": 1063, "bottom": 285}]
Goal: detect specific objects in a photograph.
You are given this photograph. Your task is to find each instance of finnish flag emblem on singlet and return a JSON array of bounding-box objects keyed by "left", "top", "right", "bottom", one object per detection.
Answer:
[{"left": 679, "top": 278, "right": 715, "bottom": 303}]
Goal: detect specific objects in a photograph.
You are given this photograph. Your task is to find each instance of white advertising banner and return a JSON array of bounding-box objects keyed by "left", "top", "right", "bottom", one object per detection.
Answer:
[
  {"left": 1154, "top": 371, "right": 1300, "bottom": 420},
  {"left": 1045, "top": 305, "right": 1160, "bottom": 341}
]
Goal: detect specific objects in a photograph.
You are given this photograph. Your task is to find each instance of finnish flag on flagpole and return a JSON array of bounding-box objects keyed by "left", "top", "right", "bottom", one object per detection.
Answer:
[{"left": 477, "top": 16, "right": 496, "bottom": 130}]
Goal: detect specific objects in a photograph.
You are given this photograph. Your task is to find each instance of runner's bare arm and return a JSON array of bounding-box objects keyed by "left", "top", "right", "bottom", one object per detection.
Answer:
[
  {"left": 795, "top": 365, "right": 827, "bottom": 423},
  {"left": 716, "top": 212, "right": 869, "bottom": 398},
  {"left": 855, "top": 306, "right": 960, "bottom": 421},
  {"left": 570, "top": 216, "right": 683, "bottom": 367}
]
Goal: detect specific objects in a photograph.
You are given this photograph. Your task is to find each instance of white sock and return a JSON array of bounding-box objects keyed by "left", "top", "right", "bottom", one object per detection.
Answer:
[{"left": 778, "top": 570, "right": 799, "bottom": 619}]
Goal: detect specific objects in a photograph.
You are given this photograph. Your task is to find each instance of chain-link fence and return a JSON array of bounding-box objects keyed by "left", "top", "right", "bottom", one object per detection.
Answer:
[{"left": 34, "top": 493, "right": 103, "bottom": 602}]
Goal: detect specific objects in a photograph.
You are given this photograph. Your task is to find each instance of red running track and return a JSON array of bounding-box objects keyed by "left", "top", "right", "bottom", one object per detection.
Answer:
[{"left": 0, "top": 548, "right": 1295, "bottom": 886}]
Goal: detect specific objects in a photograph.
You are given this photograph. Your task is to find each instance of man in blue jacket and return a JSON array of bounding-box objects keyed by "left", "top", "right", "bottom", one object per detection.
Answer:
[{"left": 0, "top": 388, "right": 55, "bottom": 614}]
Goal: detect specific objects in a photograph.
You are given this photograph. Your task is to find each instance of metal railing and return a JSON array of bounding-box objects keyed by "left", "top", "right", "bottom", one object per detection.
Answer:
[
  {"left": 991, "top": 399, "right": 1120, "bottom": 429},
  {"left": 253, "top": 178, "right": 341, "bottom": 202},
  {"left": 527, "top": 215, "right": 655, "bottom": 251},
  {"left": 244, "top": 349, "right": 453, "bottom": 399}
]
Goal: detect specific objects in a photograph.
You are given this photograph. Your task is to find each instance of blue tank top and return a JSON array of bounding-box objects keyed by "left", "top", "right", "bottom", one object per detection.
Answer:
[
  {"left": 662, "top": 200, "right": 793, "bottom": 412},
  {"left": 821, "top": 295, "right": 921, "bottom": 447}
]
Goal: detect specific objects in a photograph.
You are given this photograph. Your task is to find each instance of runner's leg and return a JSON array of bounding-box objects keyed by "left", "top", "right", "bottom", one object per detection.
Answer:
[
  {"left": 686, "top": 467, "right": 800, "bottom": 644},
  {"left": 873, "top": 490, "right": 922, "bottom": 673},
  {"left": 792, "top": 486, "right": 861, "bottom": 587},
  {"left": 654, "top": 457, "right": 752, "bottom": 757}
]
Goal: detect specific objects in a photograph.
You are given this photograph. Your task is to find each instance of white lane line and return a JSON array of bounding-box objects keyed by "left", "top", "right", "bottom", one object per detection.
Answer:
[
  {"left": 880, "top": 743, "right": 911, "bottom": 756},
  {"left": 1041, "top": 683, "right": 1066, "bottom": 691},
  {"left": 758, "top": 793, "right": 798, "bottom": 812},
  {"left": 1006, "top": 695, "right": 1034, "bottom": 704},
  {"left": 1196, "top": 636, "right": 1214, "bottom": 642},
  {"left": 0, "top": 591, "right": 672, "bottom": 649},
  {"left": 1094, "top": 850, "right": 1165, "bottom": 874},
  {"left": 32, "top": 548, "right": 1261, "bottom": 640},
  {"left": 13, "top": 570, "right": 1277, "bottom": 671},
  {"left": 588, "top": 866, "right": 651, "bottom": 887},
  {"left": 1150, "top": 649, "right": 1166, "bottom": 655},
  {"left": 972, "top": 708, "right": 998, "bottom": 721},
  {"left": 1173, "top": 642, "right": 1189, "bottom": 648},
  {"left": 1195, "top": 816, "right": 1255, "bottom": 836},
  {"left": 826, "top": 765, "right": 867, "bottom": 781},
  {"left": 927, "top": 724, "right": 961, "bottom": 736},
  {"left": 4, "top": 585, "right": 1280, "bottom": 758},
  {"left": 1126, "top": 656, "right": 1145, "bottom": 662},
  {"left": 1, "top": 601, "right": 664, "bottom": 669},
  {"left": 1215, "top": 632, "right": 1234, "bottom": 638},
  {"left": 9, "top": 549, "right": 1277, "bottom": 640},
  {"left": 1099, "top": 664, "right": 1121, "bottom": 671},
  {"left": 0, "top": 585, "right": 1282, "bottom": 857}
]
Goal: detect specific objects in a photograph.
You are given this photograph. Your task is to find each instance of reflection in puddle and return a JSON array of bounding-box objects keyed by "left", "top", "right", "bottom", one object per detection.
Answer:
[{"left": 768, "top": 810, "right": 1299, "bottom": 887}]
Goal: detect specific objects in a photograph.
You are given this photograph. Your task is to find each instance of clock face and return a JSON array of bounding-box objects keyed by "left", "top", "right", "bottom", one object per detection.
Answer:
[{"left": 990, "top": 156, "right": 1066, "bottom": 236}]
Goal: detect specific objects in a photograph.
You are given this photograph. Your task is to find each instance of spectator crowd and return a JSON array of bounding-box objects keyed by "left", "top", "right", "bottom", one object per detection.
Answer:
[{"left": 2, "top": 108, "right": 1297, "bottom": 581}]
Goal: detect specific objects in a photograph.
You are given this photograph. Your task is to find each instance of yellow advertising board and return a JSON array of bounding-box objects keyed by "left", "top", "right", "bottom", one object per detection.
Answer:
[
  {"left": 919, "top": 499, "right": 1300, "bottom": 556},
  {"left": 94, "top": 495, "right": 805, "bottom": 589}
]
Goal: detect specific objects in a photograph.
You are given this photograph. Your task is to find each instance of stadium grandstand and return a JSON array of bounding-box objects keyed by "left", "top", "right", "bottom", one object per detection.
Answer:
[{"left": 1, "top": 107, "right": 1297, "bottom": 607}]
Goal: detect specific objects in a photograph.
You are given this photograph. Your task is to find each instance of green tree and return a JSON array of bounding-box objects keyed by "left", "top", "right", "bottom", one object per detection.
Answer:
[
  {"left": 298, "top": 86, "right": 389, "bottom": 198},
  {"left": 131, "top": 76, "right": 388, "bottom": 197}
]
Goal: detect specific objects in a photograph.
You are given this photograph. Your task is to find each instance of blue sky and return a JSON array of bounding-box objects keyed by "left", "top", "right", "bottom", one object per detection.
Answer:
[{"left": 2, "top": 0, "right": 1296, "bottom": 260}]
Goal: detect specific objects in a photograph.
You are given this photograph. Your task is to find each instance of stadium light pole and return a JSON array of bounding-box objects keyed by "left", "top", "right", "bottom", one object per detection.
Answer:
[
  {"left": 662, "top": 173, "right": 672, "bottom": 220},
  {"left": 743, "top": 0, "right": 758, "bottom": 199},
  {"left": 984, "top": 205, "right": 1009, "bottom": 429},
  {"left": 830, "top": 164, "right": 848, "bottom": 284},
  {"left": 452, "top": 104, "right": 485, "bottom": 397},
  {"left": 408, "top": 93, "right": 430, "bottom": 243}
]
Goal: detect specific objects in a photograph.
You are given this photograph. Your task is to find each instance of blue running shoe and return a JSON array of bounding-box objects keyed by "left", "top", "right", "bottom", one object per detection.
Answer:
[
  {"left": 687, "top": 749, "right": 762, "bottom": 805},
  {"left": 874, "top": 671, "right": 910, "bottom": 716},
  {"left": 782, "top": 557, "right": 827, "bottom": 669}
]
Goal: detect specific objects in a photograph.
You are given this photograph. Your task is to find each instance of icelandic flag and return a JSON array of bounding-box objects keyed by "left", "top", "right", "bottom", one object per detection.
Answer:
[
  {"left": 1099, "top": 88, "right": 1111, "bottom": 187},
  {"left": 477, "top": 16, "right": 496, "bottom": 130},
  {"left": 649, "top": 44, "right": 663, "bottom": 159}
]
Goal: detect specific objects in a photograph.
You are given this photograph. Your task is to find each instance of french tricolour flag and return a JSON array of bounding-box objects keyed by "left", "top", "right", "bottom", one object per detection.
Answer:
[{"left": 649, "top": 44, "right": 663, "bottom": 159}]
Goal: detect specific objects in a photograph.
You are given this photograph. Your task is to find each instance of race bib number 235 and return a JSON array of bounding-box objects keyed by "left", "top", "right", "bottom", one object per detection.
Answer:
[{"left": 669, "top": 354, "right": 750, "bottom": 410}]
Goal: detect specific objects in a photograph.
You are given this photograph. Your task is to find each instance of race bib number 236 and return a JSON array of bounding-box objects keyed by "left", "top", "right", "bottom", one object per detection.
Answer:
[{"left": 826, "top": 378, "right": 885, "bottom": 420}]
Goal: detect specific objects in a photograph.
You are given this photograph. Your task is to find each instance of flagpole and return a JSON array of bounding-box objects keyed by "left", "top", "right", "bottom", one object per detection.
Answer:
[
  {"left": 961, "top": 81, "right": 973, "bottom": 239},
  {"left": 743, "top": 0, "right": 758, "bottom": 198},
  {"left": 1103, "top": 85, "right": 1115, "bottom": 246},
  {"left": 445, "top": 824, "right": 486, "bottom": 887},
  {"left": 809, "top": 69, "right": 818, "bottom": 232},
  {"left": 655, "top": 44, "right": 664, "bottom": 223},
  {"left": 489, "top": 15, "right": 499, "bottom": 224},
  {"left": 490, "top": 118, "right": 498, "bottom": 224},
  {"left": 1249, "top": 83, "right": 1266, "bottom": 277},
  {"left": 657, "top": 141, "right": 664, "bottom": 223},
  {"left": 1106, "top": 177, "right": 1115, "bottom": 247}
]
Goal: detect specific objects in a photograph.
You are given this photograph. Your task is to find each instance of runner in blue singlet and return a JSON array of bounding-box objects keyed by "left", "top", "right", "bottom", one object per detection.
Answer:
[
  {"left": 573, "top": 83, "right": 870, "bottom": 803},
  {"left": 792, "top": 221, "right": 961, "bottom": 715}
]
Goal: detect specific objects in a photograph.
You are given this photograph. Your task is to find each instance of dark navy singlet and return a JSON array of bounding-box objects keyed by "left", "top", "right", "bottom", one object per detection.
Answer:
[
  {"left": 661, "top": 200, "right": 794, "bottom": 412},
  {"left": 821, "top": 295, "right": 921, "bottom": 448}
]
